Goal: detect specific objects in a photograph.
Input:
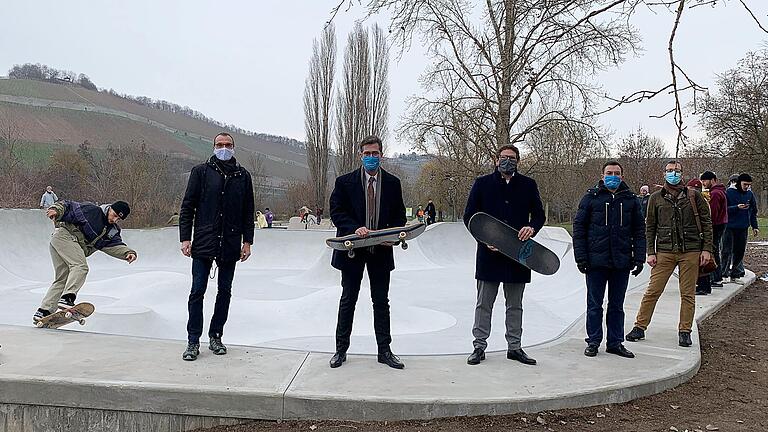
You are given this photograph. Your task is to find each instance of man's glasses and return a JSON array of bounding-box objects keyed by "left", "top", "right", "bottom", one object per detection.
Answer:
[{"left": 499, "top": 156, "right": 517, "bottom": 161}]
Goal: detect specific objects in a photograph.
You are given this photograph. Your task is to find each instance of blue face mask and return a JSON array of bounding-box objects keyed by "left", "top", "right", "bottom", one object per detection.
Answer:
[
  {"left": 214, "top": 147, "right": 234, "bottom": 161},
  {"left": 603, "top": 175, "right": 621, "bottom": 190},
  {"left": 665, "top": 171, "right": 682, "bottom": 185},
  {"left": 362, "top": 155, "right": 380, "bottom": 172}
]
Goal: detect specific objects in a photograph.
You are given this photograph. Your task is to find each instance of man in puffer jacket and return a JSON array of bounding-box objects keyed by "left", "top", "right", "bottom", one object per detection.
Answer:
[
  {"left": 33, "top": 200, "right": 137, "bottom": 323},
  {"left": 573, "top": 161, "right": 645, "bottom": 359}
]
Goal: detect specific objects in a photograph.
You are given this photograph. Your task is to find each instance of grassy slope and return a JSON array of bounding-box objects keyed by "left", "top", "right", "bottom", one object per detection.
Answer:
[{"left": 0, "top": 79, "right": 308, "bottom": 181}]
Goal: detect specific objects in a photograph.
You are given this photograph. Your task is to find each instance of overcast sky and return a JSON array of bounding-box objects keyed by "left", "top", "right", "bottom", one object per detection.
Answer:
[{"left": 0, "top": 1, "right": 766, "bottom": 156}]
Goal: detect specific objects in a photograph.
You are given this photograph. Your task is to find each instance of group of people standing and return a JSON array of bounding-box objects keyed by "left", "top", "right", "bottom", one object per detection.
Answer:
[
  {"left": 31, "top": 131, "right": 760, "bottom": 369},
  {"left": 575, "top": 161, "right": 759, "bottom": 359}
]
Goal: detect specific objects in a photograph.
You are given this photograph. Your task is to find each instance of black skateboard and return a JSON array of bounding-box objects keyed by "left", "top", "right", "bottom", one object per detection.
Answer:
[
  {"left": 326, "top": 223, "right": 426, "bottom": 258},
  {"left": 468, "top": 212, "right": 560, "bottom": 275}
]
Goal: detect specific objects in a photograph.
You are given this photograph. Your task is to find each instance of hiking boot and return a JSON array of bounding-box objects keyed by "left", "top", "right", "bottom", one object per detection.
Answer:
[
  {"left": 209, "top": 337, "right": 227, "bottom": 355},
  {"left": 33, "top": 308, "right": 52, "bottom": 324},
  {"left": 57, "top": 294, "right": 76, "bottom": 310},
  {"left": 678, "top": 332, "right": 692, "bottom": 347},
  {"left": 625, "top": 326, "right": 645, "bottom": 342},
  {"left": 584, "top": 344, "right": 599, "bottom": 357},
  {"left": 182, "top": 343, "right": 200, "bottom": 361}
]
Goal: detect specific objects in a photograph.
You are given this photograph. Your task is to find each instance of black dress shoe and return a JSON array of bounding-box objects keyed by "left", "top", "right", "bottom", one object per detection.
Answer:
[
  {"left": 467, "top": 348, "right": 485, "bottom": 365},
  {"left": 329, "top": 351, "right": 346, "bottom": 368},
  {"left": 378, "top": 350, "right": 405, "bottom": 369},
  {"left": 625, "top": 326, "right": 645, "bottom": 342},
  {"left": 507, "top": 348, "right": 536, "bottom": 365},
  {"left": 606, "top": 344, "right": 635, "bottom": 358},
  {"left": 584, "top": 344, "right": 599, "bottom": 357},
  {"left": 679, "top": 332, "right": 692, "bottom": 347}
]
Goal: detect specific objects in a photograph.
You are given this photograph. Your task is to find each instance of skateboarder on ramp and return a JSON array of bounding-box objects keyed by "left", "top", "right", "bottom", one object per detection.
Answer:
[{"left": 33, "top": 200, "right": 137, "bottom": 325}]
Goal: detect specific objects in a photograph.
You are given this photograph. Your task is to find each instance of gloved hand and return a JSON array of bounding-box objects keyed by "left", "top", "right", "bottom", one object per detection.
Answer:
[
  {"left": 577, "top": 261, "right": 589, "bottom": 274},
  {"left": 631, "top": 263, "right": 644, "bottom": 277}
]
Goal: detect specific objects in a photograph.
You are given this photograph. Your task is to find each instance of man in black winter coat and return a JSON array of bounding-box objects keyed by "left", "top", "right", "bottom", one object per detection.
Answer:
[
  {"left": 328, "top": 135, "right": 408, "bottom": 370},
  {"left": 464, "top": 144, "right": 546, "bottom": 366},
  {"left": 573, "top": 161, "right": 645, "bottom": 359},
  {"left": 179, "top": 132, "right": 255, "bottom": 361}
]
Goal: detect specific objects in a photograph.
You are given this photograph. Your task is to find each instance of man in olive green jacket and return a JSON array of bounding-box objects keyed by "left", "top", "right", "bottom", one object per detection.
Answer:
[{"left": 626, "top": 161, "right": 713, "bottom": 348}]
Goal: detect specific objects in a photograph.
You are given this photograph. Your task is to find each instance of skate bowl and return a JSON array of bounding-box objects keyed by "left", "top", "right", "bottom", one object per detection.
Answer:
[
  {"left": 0, "top": 208, "right": 756, "bottom": 429},
  {"left": 0, "top": 209, "right": 599, "bottom": 355}
]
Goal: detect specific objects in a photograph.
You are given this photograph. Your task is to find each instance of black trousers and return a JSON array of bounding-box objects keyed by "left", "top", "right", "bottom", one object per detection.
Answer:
[
  {"left": 711, "top": 224, "right": 725, "bottom": 282},
  {"left": 335, "top": 257, "right": 392, "bottom": 354}
]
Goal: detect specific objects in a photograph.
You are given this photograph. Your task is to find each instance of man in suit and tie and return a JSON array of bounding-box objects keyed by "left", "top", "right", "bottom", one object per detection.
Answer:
[{"left": 328, "top": 135, "right": 408, "bottom": 369}]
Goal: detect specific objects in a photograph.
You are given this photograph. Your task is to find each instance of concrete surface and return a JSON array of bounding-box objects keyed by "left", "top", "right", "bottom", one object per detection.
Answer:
[{"left": 0, "top": 208, "right": 756, "bottom": 426}]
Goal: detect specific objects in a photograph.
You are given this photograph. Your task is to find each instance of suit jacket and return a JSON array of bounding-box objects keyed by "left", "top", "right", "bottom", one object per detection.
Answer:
[{"left": 329, "top": 167, "right": 407, "bottom": 272}]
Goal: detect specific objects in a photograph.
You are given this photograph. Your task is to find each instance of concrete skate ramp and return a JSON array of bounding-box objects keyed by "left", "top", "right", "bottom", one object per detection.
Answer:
[{"left": 0, "top": 209, "right": 651, "bottom": 355}]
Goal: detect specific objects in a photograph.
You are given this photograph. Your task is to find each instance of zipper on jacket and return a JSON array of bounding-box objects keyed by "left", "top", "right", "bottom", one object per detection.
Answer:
[
  {"left": 605, "top": 202, "right": 608, "bottom": 226},
  {"left": 620, "top": 203, "right": 623, "bottom": 226}
]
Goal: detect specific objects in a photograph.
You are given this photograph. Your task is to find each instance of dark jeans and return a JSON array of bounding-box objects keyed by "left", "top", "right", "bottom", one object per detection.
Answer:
[
  {"left": 721, "top": 228, "right": 748, "bottom": 278},
  {"left": 335, "top": 260, "right": 392, "bottom": 354},
  {"left": 585, "top": 268, "right": 630, "bottom": 348},
  {"left": 187, "top": 258, "right": 237, "bottom": 344},
  {"left": 711, "top": 224, "right": 725, "bottom": 283}
]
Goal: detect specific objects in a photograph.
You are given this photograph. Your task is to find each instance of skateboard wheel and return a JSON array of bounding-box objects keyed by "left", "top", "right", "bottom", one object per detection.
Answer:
[
  {"left": 348, "top": 250, "right": 355, "bottom": 258},
  {"left": 64, "top": 312, "right": 72, "bottom": 319},
  {"left": 344, "top": 240, "right": 353, "bottom": 248},
  {"left": 401, "top": 242, "right": 409, "bottom": 250},
  {"left": 35, "top": 321, "right": 44, "bottom": 328},
  {"left": 78, "top": 319, "right": 86, "bottom": 325},
  {"left": 398, "top": 231, "right": 407, "bottom": 239}
]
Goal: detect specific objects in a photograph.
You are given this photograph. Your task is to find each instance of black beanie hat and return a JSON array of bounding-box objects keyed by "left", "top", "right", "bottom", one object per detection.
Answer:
[
  {"left": 737, "top": 173, "right": 753, "bottom": 183},
  {"left": 111, "top": 201, "right": 130, "bottom": 219},
  {"left": 700, "top": 171, "right": 717, "bottom": 181}
]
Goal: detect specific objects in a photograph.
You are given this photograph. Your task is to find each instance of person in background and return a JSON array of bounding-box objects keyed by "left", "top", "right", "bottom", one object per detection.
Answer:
[
  {"left": 699, "top": 171, "right": 727, "bottom": 288},
  {"left": 40, "top": 186, "right": 58, "bottom": 209},
  {"left": 638, "top": 185, "right": 650, "bottom": 220},
  {"left": 265, "top": 208, "right": 274, "bottom": 228},
  {"left": 167, "top": 212, "right": 180, "bottom": 226},
  {"left": 721, "top": 173, "right": 760, "bottom": 284}
]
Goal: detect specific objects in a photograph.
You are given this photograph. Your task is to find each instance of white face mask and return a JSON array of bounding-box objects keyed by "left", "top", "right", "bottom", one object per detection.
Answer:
[{"left": 213, "top": 147, "right": 234, "bottom": 161}]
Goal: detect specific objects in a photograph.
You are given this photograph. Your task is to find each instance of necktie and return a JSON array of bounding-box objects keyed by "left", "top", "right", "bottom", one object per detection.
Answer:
[{"left": 367, "top": 176, "right": 376, "bottom": 229}]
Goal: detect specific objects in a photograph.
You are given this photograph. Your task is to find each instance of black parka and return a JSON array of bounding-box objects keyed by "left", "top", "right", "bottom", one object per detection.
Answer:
[
  {"left": 179, "top": 156, "right": 255, "bottom": 262},
  {"left": 573, "top": 181, "right": 646, "bottom": 270}
]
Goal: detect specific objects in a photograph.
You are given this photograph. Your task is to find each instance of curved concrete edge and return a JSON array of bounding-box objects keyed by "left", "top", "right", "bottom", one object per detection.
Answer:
[{"left": 0, "top": 271, "right": 755, "bottom": 424}]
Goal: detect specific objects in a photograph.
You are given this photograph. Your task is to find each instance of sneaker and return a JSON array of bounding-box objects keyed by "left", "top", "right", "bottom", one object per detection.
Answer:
[
  {"left": 729, "top": 277, "right": 744, "bottom": 285},
  {"left": 33, "top": 308, "right": 52, "bottom": 324},
  {"left": 182, "top": 343, "right": 200, "bottom": 361},
  {"left": 711, "top": 280, "right": 724, "bottom": 288},
  {"left": 209, "top": 337, "right": 227, "bottom": 355},
  {"left": 625, "top": 326, "right": 645, "bottom": 342},
  {"left": 57, "top": 294, "right": 75, "bottom": 310},
  {"left": 678, "top": 332, "right": 692, "bottom": 347}
]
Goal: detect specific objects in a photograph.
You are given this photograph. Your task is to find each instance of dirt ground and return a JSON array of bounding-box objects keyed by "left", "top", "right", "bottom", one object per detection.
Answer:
[{"left": 199, "top": 244, "right": 768, "bottom": 432}]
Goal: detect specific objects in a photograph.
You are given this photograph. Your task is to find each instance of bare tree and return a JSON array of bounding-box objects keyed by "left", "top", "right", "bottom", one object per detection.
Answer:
[
  {"left": 698, "top": 48, "right": 768, "bottom": 187},
  {"left": 305, "top": 23, "right": 337, "bottom": 209},
  {"left": 335, "top": 24, "right": 372, "bottom": 174},
  {"left": 369, "top": 23, "right": 390, "bottom": 140},
  {"left": 616, "top": 126, "right": 670, "bottom": 190},
  {"left": 362, "top": 0, "right": 639, "bottom": 169}
]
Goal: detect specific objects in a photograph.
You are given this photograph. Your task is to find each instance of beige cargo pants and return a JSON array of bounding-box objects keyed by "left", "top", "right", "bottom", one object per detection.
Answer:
[{"left": 40, "top": 228, "right": 89, "bottom": 312}]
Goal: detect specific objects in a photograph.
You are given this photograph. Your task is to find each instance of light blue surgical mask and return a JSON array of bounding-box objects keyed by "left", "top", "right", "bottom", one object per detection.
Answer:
[
  {"left": 603, "top": 175, "right": 621, "bottom": 190},
  {"left": 665, "top": 171, "right": 682, "bottom": 185},
  {"left": 362, "top": 155, "right": 380, "bottom": 172},
  {"left": 214, "top": 147, "right": 234, "bottom": 161}
]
